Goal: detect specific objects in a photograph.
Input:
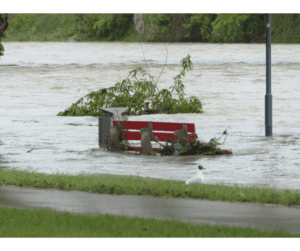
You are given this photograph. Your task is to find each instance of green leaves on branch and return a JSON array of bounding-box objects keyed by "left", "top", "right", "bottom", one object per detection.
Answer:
[{"left": 57, "top": 54, "right": 204, "bottom": 117}]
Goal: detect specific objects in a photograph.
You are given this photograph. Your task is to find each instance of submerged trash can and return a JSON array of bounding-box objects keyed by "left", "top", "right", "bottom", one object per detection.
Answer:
[{"left": 98, "top": 107, "right": 128, "bottom": 150}]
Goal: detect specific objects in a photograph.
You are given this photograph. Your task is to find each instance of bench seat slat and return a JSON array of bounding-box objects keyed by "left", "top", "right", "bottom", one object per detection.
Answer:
[
  {"left": 113, "top": 120, "right": 196, "bottom": 133},
  {"left": 122, "top": 131, "right": 198, "bottom": 142}
]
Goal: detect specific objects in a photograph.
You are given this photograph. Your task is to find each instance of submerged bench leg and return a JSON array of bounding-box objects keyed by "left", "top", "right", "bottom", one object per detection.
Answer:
[
  {"left": 173, "top": 127, "right": 189, "bottom": 154},
  {"left": 140, "top": 127, "right": 154, "bottom": 154},
  {"left": 175, "top": 129, "right": 189, "bottom": 145},
  {"left": 108, "top": 125, "right": 124, "bottom": 151}
]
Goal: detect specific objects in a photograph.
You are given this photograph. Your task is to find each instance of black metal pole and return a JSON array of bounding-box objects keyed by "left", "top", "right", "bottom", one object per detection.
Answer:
[{"left": 265, "top": 14, "right": 272, "bottom": 136}]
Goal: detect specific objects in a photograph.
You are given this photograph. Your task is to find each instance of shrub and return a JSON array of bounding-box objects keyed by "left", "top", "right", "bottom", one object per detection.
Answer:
[{"left": 57, "top": 54, "right": 204, "bottom": 117}]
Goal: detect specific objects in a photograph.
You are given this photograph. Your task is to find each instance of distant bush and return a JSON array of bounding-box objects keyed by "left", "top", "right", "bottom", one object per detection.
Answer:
[
  {"left": 142, "top": 14, "right": 191, "bottom": 42},
  {"left": 3, "top": 14, "right": 77, "bottom": 41},
  {"left": 2, "top": 13, "right": 299, "bottom": 44},
  {"left": 272, "top": 14, "right": 300, "bottom": 43},
  {"left": 210, "top": 14, "right": 265, "bottom": 43},
  {"left": 76, "top": 14, "right": 133, "bottom": 41},
  {"left": 6, "top": 14, "right": 38, "bottom": 33},
  {"left": 141, "top": 14, "right": 266, "bottom": 43},
  {"left": 181, "top": 14, "right": 218, "bottom": 42}
]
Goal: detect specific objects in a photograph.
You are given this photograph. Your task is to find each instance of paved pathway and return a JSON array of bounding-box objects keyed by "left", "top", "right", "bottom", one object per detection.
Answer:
[{"left": 1, "top": 185, "right": 300, "bottom": 234}]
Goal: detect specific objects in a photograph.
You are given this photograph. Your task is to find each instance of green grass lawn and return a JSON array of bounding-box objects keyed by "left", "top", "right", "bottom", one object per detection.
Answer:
[
  {"left": 0, "top": 206, "right": 298, "bottom": 237},
  {"left": 1, "top": 163, "right": 300, "bottom": 237},
  {"left": 1, "top": 167, "right": 300, "bottom": 206}
]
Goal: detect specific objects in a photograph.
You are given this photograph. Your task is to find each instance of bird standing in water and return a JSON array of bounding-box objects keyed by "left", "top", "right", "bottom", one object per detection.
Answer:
[{"left": 185, "top": 165, "right": 205, "bottom": 184}]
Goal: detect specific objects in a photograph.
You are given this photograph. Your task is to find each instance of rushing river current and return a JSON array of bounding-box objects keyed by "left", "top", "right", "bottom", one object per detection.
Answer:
[{"left": 1, "top": 41, "right": 300, "bottom": 190}]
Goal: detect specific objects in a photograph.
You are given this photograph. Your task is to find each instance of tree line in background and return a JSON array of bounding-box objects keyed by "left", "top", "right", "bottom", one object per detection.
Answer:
[
  {"left": 141, "top": 14, "right": 300, "bottom": 43},
  {"left": 141, "top": 14, "right": 267, "bottom": 43},
  {"left": 1, "top": 13, "right": 300, "bottom": 58},
  {"left": 63, "top": 13, "right": 269, "bottom": 43}
]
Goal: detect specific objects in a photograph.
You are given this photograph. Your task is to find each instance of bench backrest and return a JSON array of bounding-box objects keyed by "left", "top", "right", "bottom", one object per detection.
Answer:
[{"left": 112, "top": 120, "right": 198, "bottom": 142}]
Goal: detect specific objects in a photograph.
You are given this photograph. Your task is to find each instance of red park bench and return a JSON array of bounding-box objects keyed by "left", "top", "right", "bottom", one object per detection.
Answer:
[
  {"left": 112, "top": 120, "right": 199, "bottom": 153},
  {"left": 98, "top": 107, "right": 199, "bottom": 154}
]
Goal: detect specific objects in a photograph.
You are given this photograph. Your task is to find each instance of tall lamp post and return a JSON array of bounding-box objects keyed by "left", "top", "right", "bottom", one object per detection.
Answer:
[{"left": 265, "top": 14, "right": 272, "bottom": 136}]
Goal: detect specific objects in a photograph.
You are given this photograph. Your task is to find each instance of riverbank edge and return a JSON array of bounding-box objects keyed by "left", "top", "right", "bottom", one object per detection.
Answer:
[{"left": 1, "top": 166, "right": 300, "bottom": 207}]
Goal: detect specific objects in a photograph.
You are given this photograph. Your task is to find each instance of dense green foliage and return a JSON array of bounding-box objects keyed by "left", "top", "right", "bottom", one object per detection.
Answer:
[
  {"left": 181, "top": 14, "right": 218, "bottom": 42},
  {"left": 142, "top": 13, "right": 266, "bottom": 43},
  {"left": 272, "top": 14, "right": 300, "bottom": 43},
  {"left": 8, "top": 13, "right": 37, "bottom": 30},
  {"left": 210, "top": 14, "right": 266, "bottom": 43},
  {"left": 142, "top": 14, "right": 173, "bottom": 42},
  {"left": 2, "top": 14, "right": 137, "bottom": 42},
  {"left": 2, "top": 13, "right": 300, "bottom": 43},
  {"left": 2, "top": 14, "right": 77, "bottom": 41},
  {"left": 76, "top": 14, "right": 133, "bottom": 41}
]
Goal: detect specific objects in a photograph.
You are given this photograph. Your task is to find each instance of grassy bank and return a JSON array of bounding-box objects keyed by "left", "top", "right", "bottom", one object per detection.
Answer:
[
  {"left": 0, "top": 206, "right": 298, "bottom": 237},
  {"left": 1, "top": 164, "right": 300, "bottom": 237},
  {"left": 1, "top": 167, "right": 300, "bottom": 206}
]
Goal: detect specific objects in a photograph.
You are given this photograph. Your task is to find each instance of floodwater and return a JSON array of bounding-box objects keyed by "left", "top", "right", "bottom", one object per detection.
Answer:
[{"left": 1, "top": 42, "right": 300, "bottom": 190}]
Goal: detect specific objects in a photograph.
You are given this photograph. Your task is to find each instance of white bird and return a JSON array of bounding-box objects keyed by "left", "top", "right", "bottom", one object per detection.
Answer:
[{"left": 185, "top": 165, "right": 205, "bottom": 184}]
